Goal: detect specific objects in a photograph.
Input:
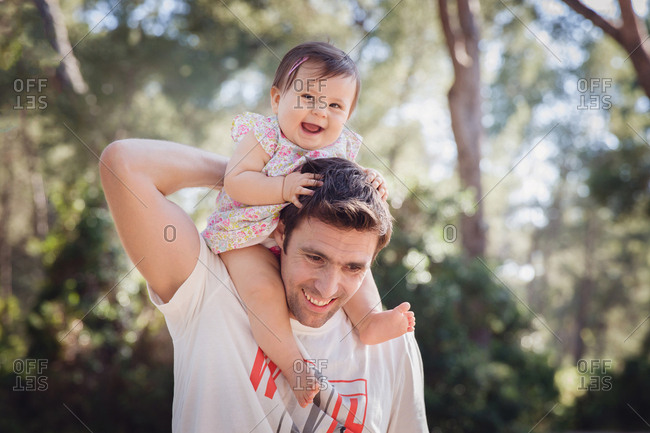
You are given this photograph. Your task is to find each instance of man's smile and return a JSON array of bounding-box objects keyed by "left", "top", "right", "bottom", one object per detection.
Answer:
[{"left": 302, "top": 288, "right": 335, "bottom": 308}]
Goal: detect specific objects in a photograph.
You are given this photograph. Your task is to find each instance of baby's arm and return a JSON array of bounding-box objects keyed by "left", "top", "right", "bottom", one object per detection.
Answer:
[{"left": 224, "top": 132, "right": 321, "bottom": 207}]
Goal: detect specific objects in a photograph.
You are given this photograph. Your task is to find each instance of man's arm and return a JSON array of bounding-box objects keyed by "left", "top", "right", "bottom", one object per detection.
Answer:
[{"left": 99, "top": 139, "right": 228, "bottom": 303}]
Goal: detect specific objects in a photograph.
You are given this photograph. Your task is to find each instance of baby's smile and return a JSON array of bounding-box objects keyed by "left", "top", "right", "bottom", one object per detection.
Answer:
[{"left": 301, "top": 122, "right": 323, "bottom": 134}]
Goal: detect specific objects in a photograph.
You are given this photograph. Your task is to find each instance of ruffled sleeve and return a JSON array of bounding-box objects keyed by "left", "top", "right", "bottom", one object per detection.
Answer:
[
  {"left": 341, "top": 127, "right": 362, "bottom": 161},
  {"left": 231, "top": 112, "right": 280, "bottom": 157}
]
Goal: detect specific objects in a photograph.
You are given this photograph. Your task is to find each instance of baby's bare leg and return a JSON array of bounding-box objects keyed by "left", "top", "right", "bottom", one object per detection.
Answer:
[
  {"left": 344, "top": 271, "right": 415, "bottom": 345},
  {"left": 220, "top": 245, "right": 320, "bottom": 407}
]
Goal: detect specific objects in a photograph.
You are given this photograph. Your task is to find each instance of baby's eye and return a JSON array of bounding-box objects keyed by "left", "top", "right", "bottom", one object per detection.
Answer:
[
  {"left": 330, "top": 103, "right": 341, "bottom": 109},
  {"left": 301, "top": 94, "right": 315, "bottom": 101}
]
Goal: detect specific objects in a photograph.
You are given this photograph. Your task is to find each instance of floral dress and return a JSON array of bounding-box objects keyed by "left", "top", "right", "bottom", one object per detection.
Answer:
[{"left": 201, "top": 112, "right": 362, "bottom": 254}]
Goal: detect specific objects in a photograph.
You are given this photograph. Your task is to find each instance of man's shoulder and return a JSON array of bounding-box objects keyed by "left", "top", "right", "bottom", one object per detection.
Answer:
[
  {"left": 150, "top": 234, "right": 237, "bottom": 313},
  {"left": 380, "top": 331, "right": 420, "bottom": 356}
]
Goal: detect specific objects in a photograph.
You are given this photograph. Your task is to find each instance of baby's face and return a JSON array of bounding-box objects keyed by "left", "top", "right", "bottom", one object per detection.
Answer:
[{"left": 271, "top": 64, "right": 357, "bottom": 151}]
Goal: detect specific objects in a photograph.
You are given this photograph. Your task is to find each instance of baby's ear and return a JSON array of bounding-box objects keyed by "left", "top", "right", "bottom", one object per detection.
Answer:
[{"left": 270, "top": 86, "right": 282, "bottom": 114}]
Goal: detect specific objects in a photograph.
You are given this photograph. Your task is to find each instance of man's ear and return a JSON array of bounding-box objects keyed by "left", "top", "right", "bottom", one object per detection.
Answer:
[
  {"left": 272, "top": 220, "right": 286, "bottom": 247},
  {"left": 270, "top": 86, "right": 281, "bottom": 115}
]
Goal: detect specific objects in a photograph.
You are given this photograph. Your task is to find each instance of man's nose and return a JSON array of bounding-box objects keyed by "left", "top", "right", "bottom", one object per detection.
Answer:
[{"left": 314, "top": 267, "right": 339, "bottom": 298}]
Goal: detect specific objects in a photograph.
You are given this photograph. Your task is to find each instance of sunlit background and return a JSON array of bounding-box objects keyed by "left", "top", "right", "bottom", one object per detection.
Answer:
[{"left": 1, "top": 0, "right": 649, "bottom": 431}]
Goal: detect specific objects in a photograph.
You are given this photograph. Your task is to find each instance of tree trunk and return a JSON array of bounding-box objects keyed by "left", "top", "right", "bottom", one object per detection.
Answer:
[
  {"left": 0, "top": 128, "right": 14, "bottom": 297},
  {"left": 33, "top": 0, "right": 88, "bottom": 94},
  {"left": 438, "top": 0, "right": 486, "bottom": 258},
  {"left": 561, "top": 0, "right": 650, "bottom": 98},
  {"left": 572, "top": 212, "right": 596, "bottom": 363},
  {"left": 24, "top": 129, "right": 49, "bottom": 238}
]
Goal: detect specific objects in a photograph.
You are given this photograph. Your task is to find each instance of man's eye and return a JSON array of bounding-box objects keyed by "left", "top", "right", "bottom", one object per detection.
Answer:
[{"left": 307, "top": 255, "right": 322, "bottom": 262}]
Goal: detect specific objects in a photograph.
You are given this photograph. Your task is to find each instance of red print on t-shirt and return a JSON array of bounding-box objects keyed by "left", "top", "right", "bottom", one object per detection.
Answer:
[
  {"left": 249, "top": 347, "right": 282, "bottom": 399},
  {"left": 249, "top": 347, "right": 368, "bottom": 432},
  {"left": 323, "top": 378, "right": 368, "bottom": 433}
]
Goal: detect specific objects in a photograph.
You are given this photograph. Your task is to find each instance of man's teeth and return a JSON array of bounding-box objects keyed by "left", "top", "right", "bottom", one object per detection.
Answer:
[{"left": 304, "top": 290, "right": 331, "bottom": 307}]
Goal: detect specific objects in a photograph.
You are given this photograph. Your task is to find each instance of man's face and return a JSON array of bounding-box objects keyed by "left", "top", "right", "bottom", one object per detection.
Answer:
[{"left": 273, "top": 217, "right": 378, "bottom": 328}]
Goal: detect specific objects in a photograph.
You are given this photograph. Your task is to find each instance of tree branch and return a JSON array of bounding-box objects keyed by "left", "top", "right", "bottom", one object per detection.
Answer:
[
  {"left": 457, "top": 0, "right": 478, "bottom": 42},
  {"left": 438, "top": 0, "right": 459, "bottom": 67},
  {"left": 33, "top": 0, "right": 88, "bottom": 94},
  {"left": 560, "top": 0, "right": 621, "bottom": 42},
  {"left": 619, "top": 0, "right": 637, "bottom": 32},
  {"left": 561, "top": 0, "right": 650, "bottom": 98},
  {"left": 457, "top": 0, "right": 480, "bottom": 63},
  {"left": 619, "top": 0, "right": 649, "bottom": 44}
]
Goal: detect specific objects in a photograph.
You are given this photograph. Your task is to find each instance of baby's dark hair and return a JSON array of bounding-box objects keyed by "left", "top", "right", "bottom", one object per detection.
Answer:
[
  {"left": 272, "top": 41, "right": 361, "bottom": 113},
  {"left": 279, "top": 158, "right": 392, "bottom": 257}
]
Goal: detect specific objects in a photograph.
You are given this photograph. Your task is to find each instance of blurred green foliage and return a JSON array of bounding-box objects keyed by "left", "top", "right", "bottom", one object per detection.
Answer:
[
  {"left": 557, "top": 332, "right": 650, "bottom": 431},
  {"left": 1, "top": 0, "right": 649, "bottom": 431},
  {"left": 375, "top": 189, "right": 558, "bottom": 432}
]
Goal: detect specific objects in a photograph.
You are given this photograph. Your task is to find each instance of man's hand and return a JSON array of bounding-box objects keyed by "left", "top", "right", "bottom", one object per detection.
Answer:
[
  {"left": 364, "top": 168, "right": 388, "bottom": 201},
  {"left": 282, "top": 172, "right": 323, "bottom": 208}
]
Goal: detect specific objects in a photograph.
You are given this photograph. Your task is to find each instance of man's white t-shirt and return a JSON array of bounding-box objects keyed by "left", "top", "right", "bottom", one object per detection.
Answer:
[{"left": 148, "top": 231, "right": 429, "bottom": 432}]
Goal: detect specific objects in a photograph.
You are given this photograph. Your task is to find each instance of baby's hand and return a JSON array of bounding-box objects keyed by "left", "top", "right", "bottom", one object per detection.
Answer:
[
  {"left": 364, "top": 168, "right": 388, "bottom": 201},
  {"left": 282, "top": 172, "right": 323, "bottom": 208}
]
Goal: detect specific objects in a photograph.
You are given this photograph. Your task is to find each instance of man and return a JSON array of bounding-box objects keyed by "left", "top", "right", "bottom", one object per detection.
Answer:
[{"left": 100, "top": 139, "right": 428, "bottom": 432}]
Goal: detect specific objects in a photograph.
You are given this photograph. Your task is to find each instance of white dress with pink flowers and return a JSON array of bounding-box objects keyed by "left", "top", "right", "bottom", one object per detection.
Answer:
[{"left": 201, "top": 112, "right": 362, "bottom": 254}]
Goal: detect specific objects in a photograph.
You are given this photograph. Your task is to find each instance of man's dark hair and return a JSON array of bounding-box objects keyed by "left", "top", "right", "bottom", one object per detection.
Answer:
[{"left": 279, "top": 158, "right": 392, "bottom": 256}]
